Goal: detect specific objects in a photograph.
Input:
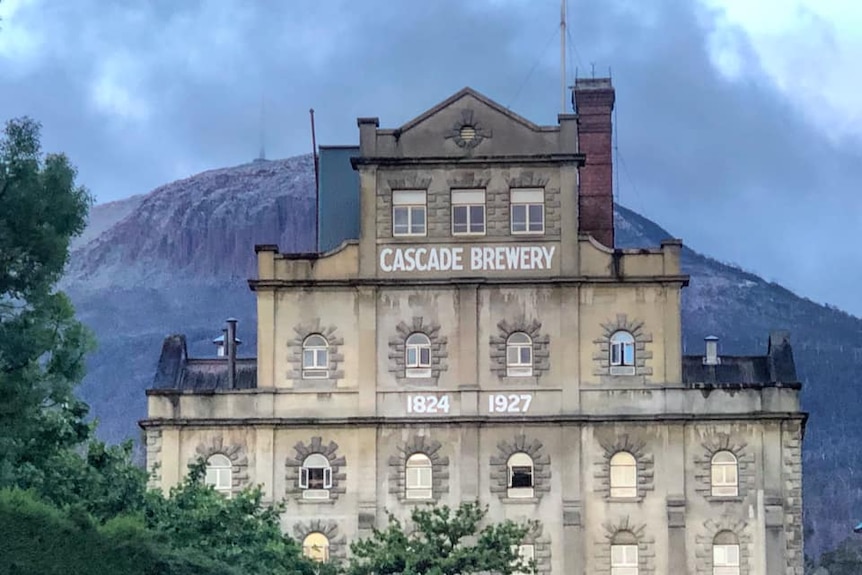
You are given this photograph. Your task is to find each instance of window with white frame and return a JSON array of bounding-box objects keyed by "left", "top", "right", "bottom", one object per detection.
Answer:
[
  {"left": 506, "top": 332, "right": 533, "bottom": 377},
  {"left": 451, "top": 189, "right": 486, "bottom": 235},
  {"left": 609, "top": 451, "right": 638, "bottom": 498},
  {"left": 405, "top": 453, "right": 433, "bottom": 500},
  {"left": 405, "top": 332, "right": 432, "bottom": 378},
  {"left": 302, "top": 334, "right": 329, "bottom": 379},
  {"left": 611, "top": 531, "right": 639, "bottom": 575},
  {"left": 299, "top": 453, "right": 332, "bottom": 499},
  {"left": 392, "top": 190, "right": 427, "bottom": 236},
  {"left": 610, "top": 330, "right": 636, "bottom": 374},
  {"left": 713, "top": 531, "right": 740, "bottom": 575},
  {"left": 711, "top": 451, "right": 739, "bottom": 497},
  {"left": 507, "top": 452, "right": 534, "bottom": 498},
  {"left": 204, "top": 453, "right": 232, "bottom": 496},
  {"left": 510, "top": 188, "right": 545, "bottom": 234},
  {"left": 303, "top": 532, "right": 330, "bottom": 563},
  {"left": 512, "top": 543, "right": 535, "bottom": 575}
]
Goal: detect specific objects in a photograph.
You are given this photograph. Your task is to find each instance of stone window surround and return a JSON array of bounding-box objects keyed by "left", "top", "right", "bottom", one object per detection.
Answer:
[
  {"left": 490, "top": 318, "right": 550, "bottom": 381},
  {"left": 594, "top": 517, "right": 656, "bottom": 575},
  {"left": 519, "top": 522, "right": 552, "bottom": 575},
  {"left": 286, "top": 320, "right": 344, "bottom": 388},
  {"left": 293, "top": 519, "right": 346, "bottom": 563},
  {"left": 694, "top": 433, "right": 755, "bottom": 502},
  {"left": 285, "top": 436, "right": 347, "bottom": 501},
  {"left": 387, "top": 435, "right": 450, "bottom": 502},
  {"left": 489, "top": 434, "right": 551, "bottom": 502},
  {"left": 192, "top": 436, "right": 249, "bottom": 495},
  {"left": 695, "top": 516, "right": 751, "bottom": 575},
  {"left": 388, "top": 317, "right": 448, "bottom": 385},
  {"left": 594, "top": 434, "right": 655, "bottom": 501},
  {"left": 592, "top": 314, "right": 653, "bottom": 380}
]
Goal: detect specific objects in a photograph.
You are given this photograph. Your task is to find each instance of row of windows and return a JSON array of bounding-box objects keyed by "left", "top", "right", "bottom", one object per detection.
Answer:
[
  {"left": 299, "top": 329, "right": 638, "bottom": 379},
  {"left": 391, "top": 188, "right": 546, "bottom": 237},
  {"left": 203, "top": 448, "right": 740, "bottom": 501}
]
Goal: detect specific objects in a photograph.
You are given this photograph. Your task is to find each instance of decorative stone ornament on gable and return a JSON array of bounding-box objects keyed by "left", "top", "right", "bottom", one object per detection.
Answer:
[
  {"left": 593, "top": 434, "right": 655, "bottom": 500},
  {"left": 444, "top": 109, "right": 492, "bottom": 150},
  {"left": 593, "top": 517, "right": 656, "bottom": 575},
  {"left": 592, "top": 314, "right": 653, "bottom": 379},
  {"left": 284, "top": 436, "right": 347, "bottom": 501},
  {"left": 293, "top": 519, "right": 347, "bottom": 562},
  {"left": 387, "top": 435, "right": 450, "bottom": 502},
  {"left": 694, "top": 515, "right": 751, "bottom": 575},
  {"left": 694, "top": 432, "right": 755, "bottom": 501},
  {"left": 193, "top": 436, "right": 249, "bottom": 493},
  {"left": 489, "top": 318, "right": 550, "bottom": 380},
  {"left": 388, "top": 317, "right": 448, "bottom": 385},
  {"left": 489, "top": 434, "right": 551, "bottom": 501},
  {"left": 286, "top": 320, "right": 344, "bottom": 387}
]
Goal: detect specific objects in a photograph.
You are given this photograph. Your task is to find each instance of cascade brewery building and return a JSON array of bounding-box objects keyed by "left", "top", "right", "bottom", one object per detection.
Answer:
[{"left": 143, "top": 79, "right": 806, "bottom": 575}]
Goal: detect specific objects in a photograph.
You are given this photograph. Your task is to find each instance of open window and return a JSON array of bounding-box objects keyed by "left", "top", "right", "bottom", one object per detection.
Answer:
[
  {"left": 302, "top": 532, "right": 330, "bottom": 563},
  {"left": 711, "top": 451, "right": 739, "bottom": 497},
  {"left": 300, "top": 453, "right": 332, "bottom": 499},
  {"left": 609, "top": 451, "right": 638, "bottom": 499},
  {"left": 405, "top": 333, "right": 432, "bottom": 378},
  {"left": 611, "top": 531, "right": 639, "bottom": 575},
  {"left": 506, "top": 332, "right": 533, "bottom": 377},
  {"left": 204, "top": 453, "right": 232, "bottom": 496},
  {"left": 507, "top": 452, "right": 534, "bottom": 498},
  {"left": 302, "top": 334, "right": 329, "bottom": 379},
  {"left": 713, "top": 531, "right": 740, "bottom": 575},
  {"left": 610, "top": 331, "right": 636, "bottom": 375},
  {"left": 405, "top": 453, "right": 433, "bottom": 500}
]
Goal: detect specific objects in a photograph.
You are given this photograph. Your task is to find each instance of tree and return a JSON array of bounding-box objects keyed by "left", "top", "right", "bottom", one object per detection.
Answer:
[
  {"left": 0, "top": 117, "right": 94, "bottom": 486},
  {"left": 144, "top": 459, "right": 319, "bottom": 575},
  {"left": 346, "top": 502, "right": 536, "bottom": 575}
]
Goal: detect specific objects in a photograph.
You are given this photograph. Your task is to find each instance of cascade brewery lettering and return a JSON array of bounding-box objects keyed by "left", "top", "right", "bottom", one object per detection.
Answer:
[{"left": 379, "top": 245, "right": 556, "bottom": 273}]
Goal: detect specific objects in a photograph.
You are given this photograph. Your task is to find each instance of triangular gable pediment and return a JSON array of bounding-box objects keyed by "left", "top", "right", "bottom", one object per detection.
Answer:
[{"left": 398, "top": 87, "right": 542, "bottom": 133}]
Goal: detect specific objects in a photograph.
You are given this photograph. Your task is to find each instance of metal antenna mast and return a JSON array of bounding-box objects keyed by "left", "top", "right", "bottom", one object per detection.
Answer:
[
  {"left": 258, "top": 96, "right": 266, "bottom": 161},
  {"left": 560, "top": 0, "right": 567, "bottom": 113}
]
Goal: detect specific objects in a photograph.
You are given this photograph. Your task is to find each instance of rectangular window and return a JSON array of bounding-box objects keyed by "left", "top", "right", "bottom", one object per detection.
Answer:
[
  {"left": 611, "top": 545, "right": 639, "bottom": 575},
  {"left": 610, "top": 465, "right": 638, "bottom": 499},
  {"left": 512, "top": 544, "right": 534, "bottom": 575},
  {"left": 511, "top": 189, "right": 545, "bottom": 234},
  {"left": 713, "top": 545, "right": 740, "bottom": 575},
  {"left": 510, "top": 466, "right": 533, "bottom": 489},
  {"left": 452, "top": 189, "right": 486, "bottom": 235},
  {"left": 712, "top": 465, "right": 739, "bottom": 497},
  {"left": 406, "top": 466, "right": 433, "bottom": 499},
  {"left": 392, "top": 190, "right": 426, "bottom": 236}
]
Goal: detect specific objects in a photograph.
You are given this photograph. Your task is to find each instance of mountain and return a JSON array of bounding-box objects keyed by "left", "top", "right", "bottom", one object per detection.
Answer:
[{"left": 63, "top": 154, "right": 861, "bottom": 558}]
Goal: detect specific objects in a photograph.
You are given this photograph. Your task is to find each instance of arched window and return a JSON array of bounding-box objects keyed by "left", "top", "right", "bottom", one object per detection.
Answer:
[
  {"left": 204, "top": 453, "right": 232, "bottom": 496},
  {"left": 405, "top": 333, "right": 432, "bottom": 378},
  {"left": 507, "top": 452, "right": 534, "bottom": 498},
  {"left": 611, "top": 531, "right": 639, "bottom": 575},
  {"left": 300, "top": 453, "right": 332, "bottom": 499},
  {"left": 405, "top": 453, "right": 433, "bottom": 500},
  {"left": 302, "top": 334, "right": 329, "bottom": 379},
  {"left": 609, "top": 452, "right": 638, "bottom": 499},
  {"left": 302, "top": 532, "right": 330, "bottom": 563},
  {"left": 506, "top": 332, "right": 533, "bottom": 377},
  {"left": 711, "top": 451, "right": 739, "bottom": 497},
  {"left": 610, "top": 331, "right": 636, "bottom": 373},
  {"left": 713, "top": 531, "right": 740, "bottom": 575}
]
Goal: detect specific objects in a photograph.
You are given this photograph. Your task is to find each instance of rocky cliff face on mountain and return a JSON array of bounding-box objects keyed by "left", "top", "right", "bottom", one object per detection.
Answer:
[{"left": 63, "top": 154, "right": 862, "bottom": 557}]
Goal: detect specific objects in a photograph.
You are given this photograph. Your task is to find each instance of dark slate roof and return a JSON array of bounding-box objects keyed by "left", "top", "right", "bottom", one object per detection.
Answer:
[
  {"left": 682, "top": 330, "right": 800, "bottom": 387},
  {"left": 152, "top": 334, "right": 257, "bottom": 391}
]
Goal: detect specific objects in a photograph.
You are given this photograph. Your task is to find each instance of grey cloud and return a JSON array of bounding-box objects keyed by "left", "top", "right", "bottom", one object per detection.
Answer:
[{"left": 1, "top": 0, "right": 860, "bottom": 314}]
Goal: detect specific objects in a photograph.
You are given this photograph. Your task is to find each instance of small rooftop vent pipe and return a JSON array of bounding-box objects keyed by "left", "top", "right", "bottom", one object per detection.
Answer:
[{"left": 703, "top": 336, "right": 721, "bottom": 366}]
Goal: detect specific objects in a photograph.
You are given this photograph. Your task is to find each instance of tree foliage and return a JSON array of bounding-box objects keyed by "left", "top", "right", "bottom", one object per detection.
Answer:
[
  {"left": 0, "top": 117, "right": 94, "bottom": 486},
  {"left": 346, "top": 502, "right": 536, "bottom": 575}
]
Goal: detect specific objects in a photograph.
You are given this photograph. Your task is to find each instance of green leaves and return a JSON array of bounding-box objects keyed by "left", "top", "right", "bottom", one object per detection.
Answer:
[{"left": 347, "top": 502, "right": 536, "bottom": 575}]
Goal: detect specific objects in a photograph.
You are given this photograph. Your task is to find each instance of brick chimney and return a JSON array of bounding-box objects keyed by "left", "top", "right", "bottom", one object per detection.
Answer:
[{"left": 574, "top": 78, "right": 615, "bottom": 248}]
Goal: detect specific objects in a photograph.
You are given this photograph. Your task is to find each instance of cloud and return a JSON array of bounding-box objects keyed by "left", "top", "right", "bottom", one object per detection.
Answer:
[{"left": 1, "top": 0, "right": 860, "bottom": 316}]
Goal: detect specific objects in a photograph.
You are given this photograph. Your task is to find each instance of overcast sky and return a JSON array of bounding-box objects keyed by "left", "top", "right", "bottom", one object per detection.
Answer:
[{"left": 1, "top": 0, "right": 860, "bottom": 316}]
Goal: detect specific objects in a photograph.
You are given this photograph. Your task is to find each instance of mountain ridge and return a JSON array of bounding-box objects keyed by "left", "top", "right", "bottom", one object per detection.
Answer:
[{"left": 63, "top": 153, "right": 862, "bottom": 557}]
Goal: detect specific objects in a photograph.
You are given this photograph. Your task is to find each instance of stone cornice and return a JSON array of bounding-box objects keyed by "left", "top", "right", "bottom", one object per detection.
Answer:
[{"left": 350, "top": 154, "right": 585, "bottom": 169}]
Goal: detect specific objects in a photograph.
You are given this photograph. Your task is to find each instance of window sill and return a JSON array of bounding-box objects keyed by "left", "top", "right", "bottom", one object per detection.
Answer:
[
  {"left": 607, "top": 496, "right": 643, "bottom": 504},
  {"left": 501, "top": 497, "right": 540, "bottom": 504},
  {"left": 706, "top": 495, "right": 743, "bottom": 503},
  {"left": 609, "top": 366, "right": 637, "bottom": 376},
  {"left": 297, "top": 497, "right": 336, "bottom": 505}
]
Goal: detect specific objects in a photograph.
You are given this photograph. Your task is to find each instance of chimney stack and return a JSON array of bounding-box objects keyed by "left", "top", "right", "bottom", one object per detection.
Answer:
[
  {"left": 573, "top": 77, "right": 615, "bottom": 249},
  {"left": 703, "top": 336, "right": 720, "bottom": 366},
  {"left": 226, "top": 318, "right": 238, "bottom": 389}
]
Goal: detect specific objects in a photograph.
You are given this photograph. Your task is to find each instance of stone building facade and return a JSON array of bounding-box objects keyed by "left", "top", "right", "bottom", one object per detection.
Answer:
[{"left": 143, "top": 79, "right": 806, "bottom": 574}]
